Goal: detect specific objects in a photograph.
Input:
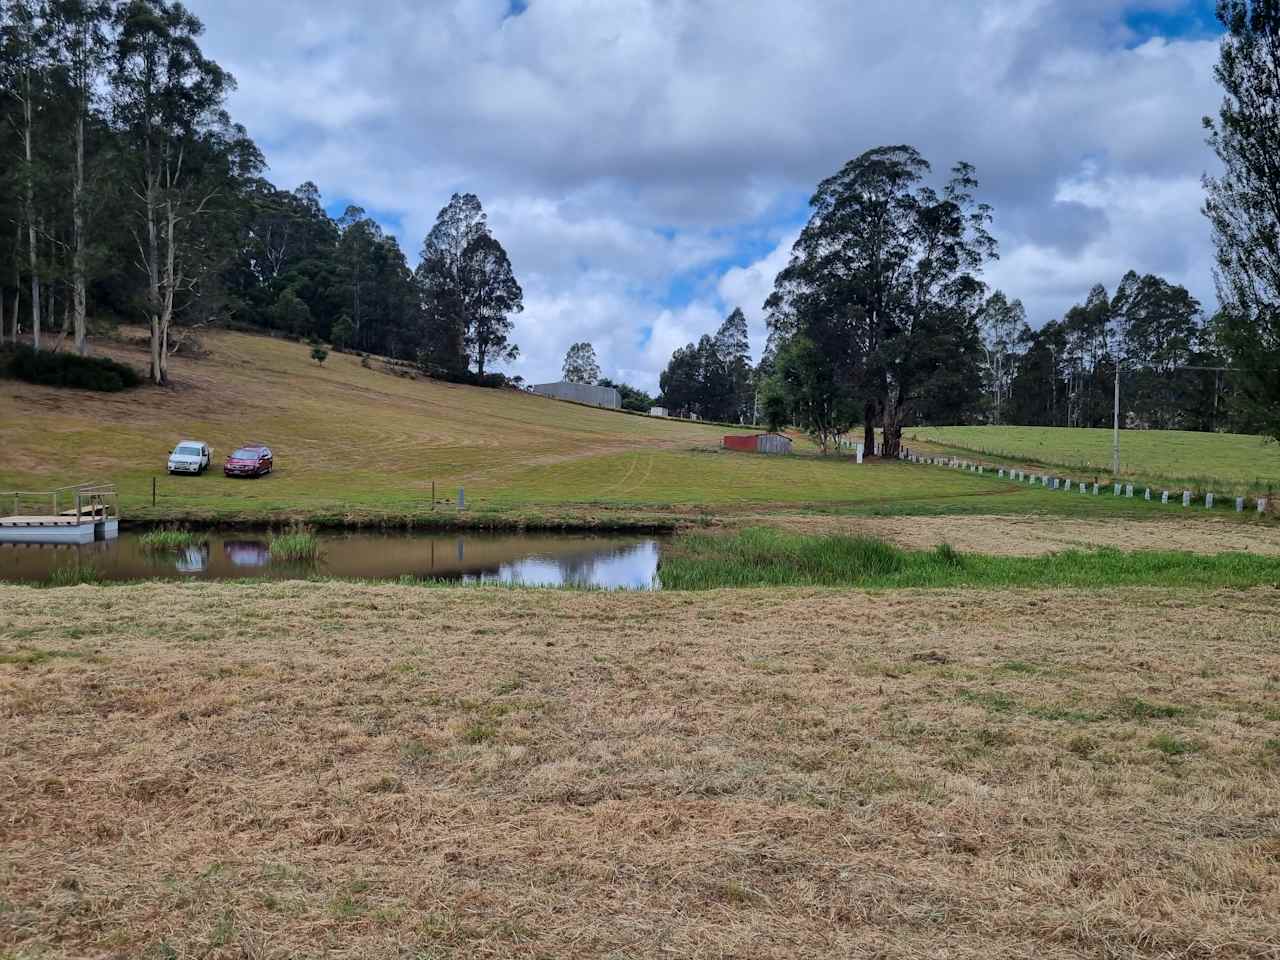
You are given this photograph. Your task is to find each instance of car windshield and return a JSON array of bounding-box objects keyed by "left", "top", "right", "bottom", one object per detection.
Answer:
[
  {"left": 231, "top": 448, "right": 260, "bottom": 459},
  {"left": 175, "top": 445, "right": 202, "bottom": 456}
]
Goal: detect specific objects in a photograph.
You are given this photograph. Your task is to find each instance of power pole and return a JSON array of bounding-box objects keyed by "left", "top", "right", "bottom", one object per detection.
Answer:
[{"left": 1112, "top": 362, "right": 1121, "bottom": 478}]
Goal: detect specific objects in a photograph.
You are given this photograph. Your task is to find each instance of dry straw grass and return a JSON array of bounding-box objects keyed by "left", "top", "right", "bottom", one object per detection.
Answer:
[
  {"left": 751, "top": 513, "right": 1280, "bottom": 556},
  {"left": 2, "top": 582, "right": 1279, "bottom": 958}
]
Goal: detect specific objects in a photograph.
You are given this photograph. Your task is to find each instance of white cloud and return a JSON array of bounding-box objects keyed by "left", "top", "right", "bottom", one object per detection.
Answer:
[{"left": 193, "top": 0, "right": 1226, "bottom": 385}]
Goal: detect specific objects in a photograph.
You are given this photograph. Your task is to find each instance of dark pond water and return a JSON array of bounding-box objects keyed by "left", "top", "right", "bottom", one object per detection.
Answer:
[{"left": 0, "top": 530, "right": 663, "bottom": 589}]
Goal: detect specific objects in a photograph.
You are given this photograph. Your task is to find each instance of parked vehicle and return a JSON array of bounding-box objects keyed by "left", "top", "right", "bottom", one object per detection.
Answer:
[
  {"left": 223, "top": 444, "right": 274, "bottom": 478},
  {"left": 168, "top": 440, "right": 211, "bottom": 475}
]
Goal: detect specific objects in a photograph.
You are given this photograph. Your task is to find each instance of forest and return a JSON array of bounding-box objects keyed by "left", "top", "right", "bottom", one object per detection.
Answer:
[{"left": 0, "top": 0, "right": 521, "bottom": 387}]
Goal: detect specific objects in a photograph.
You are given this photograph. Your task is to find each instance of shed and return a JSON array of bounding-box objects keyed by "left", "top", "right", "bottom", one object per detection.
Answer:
[
  {"left": 531, "top": 381, "right": 622, "bottom": 409},
  {"left": 723, "top": 433, "right": 792, "bottom": 454}
]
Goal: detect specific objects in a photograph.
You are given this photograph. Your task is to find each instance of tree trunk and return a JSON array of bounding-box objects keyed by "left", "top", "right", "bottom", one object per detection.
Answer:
[
  {"left": 881, "top": 385, "right": 904, "bottom": 459},
  {"left": 72, "top": 109, "right": 87, "bottom": 355},
  {"left": 25, "top": 113, "right": 40, "bottom": 351},
  {"left": 11, "top": 223, "right": 20, "bottom": 342},
  {"left": 863, "top": 399, "right": 876, "bottom": 457},
  {"left": 158, "top": 196, "right": 178, "bottom": 384},
  {"left": 147, "top": 178, "right": 163, "bottom": 384}
]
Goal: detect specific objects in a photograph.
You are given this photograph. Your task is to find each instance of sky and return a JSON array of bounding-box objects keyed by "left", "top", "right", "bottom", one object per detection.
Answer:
[{"left": 197, "top": 0, "right": 1226, "bottom": 392}]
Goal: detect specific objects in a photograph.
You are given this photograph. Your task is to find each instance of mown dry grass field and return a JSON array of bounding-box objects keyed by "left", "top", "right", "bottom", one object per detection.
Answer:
[
  {"left": 753, "top": 513, "right": 1280, "bottom": 556},
  {"left": 3, "top": 581, "right": 1279, "bottom": 958}
]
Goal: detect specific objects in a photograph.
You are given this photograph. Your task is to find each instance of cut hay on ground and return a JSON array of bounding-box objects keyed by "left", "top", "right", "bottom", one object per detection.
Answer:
[
  {"left": 2, "top": 583, "right": 1279, "bottom": 958},
  {"left": 757, "top": 513, "right": 1280, "bottom": 556}
]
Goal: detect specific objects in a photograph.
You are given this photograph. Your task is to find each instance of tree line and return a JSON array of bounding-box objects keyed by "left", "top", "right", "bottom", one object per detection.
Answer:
[{"left": 0, "top": 0, "right": 522, "bottom": 385}]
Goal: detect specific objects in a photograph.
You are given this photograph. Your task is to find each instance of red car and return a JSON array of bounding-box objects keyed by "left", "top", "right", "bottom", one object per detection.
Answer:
[{"left": 224, "top": 444, "right": 274, "bottom": 478}]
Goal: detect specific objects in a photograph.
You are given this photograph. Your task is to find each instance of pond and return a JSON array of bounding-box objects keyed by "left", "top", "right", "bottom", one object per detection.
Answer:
[{"left": 0, "top": 530, "right": 663, "bottom": 590}]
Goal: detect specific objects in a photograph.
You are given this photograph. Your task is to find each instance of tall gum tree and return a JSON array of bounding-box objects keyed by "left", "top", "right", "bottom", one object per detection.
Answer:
[
  {"left": 415, "top": 193, "right": 487, "bottom": 374},
  {"left": 111, "top": 0, "right": 257, "bottom": 385},
  {"left": 461, "top": 232, "right": 521, "bottom": 376},
  {"left": 766, "top": 145, "right": 996, "bottom": 457},
  {"left": 1203, "top": 0, "right": 1280, "bottom": 440},
  {"left": 3, "top": 0, "right": 46, "bottom": 349},
  {"left": 49, "top": 0, "right": 112, "bottom": 355}
]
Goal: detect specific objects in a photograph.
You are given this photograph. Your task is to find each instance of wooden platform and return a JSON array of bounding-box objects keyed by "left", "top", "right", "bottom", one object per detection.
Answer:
[{"left": 2, "top": 482, "right": 120, "bottom": 545}]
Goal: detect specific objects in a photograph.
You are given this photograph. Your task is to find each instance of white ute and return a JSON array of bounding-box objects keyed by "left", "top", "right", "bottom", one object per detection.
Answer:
[{"left": 168, "top": 440, "right": 211, "bottom": 475}]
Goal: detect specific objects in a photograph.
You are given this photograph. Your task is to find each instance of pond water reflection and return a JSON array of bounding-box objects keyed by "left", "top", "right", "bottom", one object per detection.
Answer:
[{"left": 0, "top": 530, "right": 662, "bottom": 590}]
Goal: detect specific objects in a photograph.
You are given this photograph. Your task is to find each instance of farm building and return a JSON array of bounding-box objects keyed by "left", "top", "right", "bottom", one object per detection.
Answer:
[
  {"left": 723, "top": 433, "right": 792, "bottom": 454},
  {"left": 531, "top": 381, "right": 622, "bottom": 409},
  {"left": 649, "top": 406, "right": 668, "bottom": 417}
]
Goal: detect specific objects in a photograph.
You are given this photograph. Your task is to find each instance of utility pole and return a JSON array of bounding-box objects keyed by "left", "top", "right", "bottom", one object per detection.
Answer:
[{"left": 1112, "top": 362, "right": 1120, "bottom": 479}]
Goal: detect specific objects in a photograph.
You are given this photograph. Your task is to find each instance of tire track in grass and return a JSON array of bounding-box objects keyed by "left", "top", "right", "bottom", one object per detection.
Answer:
[{"left": 613, "top": 451, "right": 656, "bottom": 500}]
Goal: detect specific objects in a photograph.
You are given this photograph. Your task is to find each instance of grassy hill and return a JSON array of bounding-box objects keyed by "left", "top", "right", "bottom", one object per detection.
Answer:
[
  {"left": 904, "top": 424, "right": 1280, "bottom": 495},
  {"left": 0, "top": 329, "right": 1265, "bottom": 525}
]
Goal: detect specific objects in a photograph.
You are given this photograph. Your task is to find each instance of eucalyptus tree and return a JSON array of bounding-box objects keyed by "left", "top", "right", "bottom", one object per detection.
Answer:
[
  {"left": 767, "top": 145, "right": 995, "bottom": 456},
  {"left": 713, "top": 307, "right": 753, "bottom": 422},
  {"left": 111, "top": 0, "right": 260, "bottom": 384},
  {"left": 562, "top": 340, "right": 599, "bottom": 383},
  {"left": 658, "top": 340, "right": 704, "bottom": 417},
  {"left": 977, "top": 291, "right": 1025, "bottom": 424},
  {"left": 766, "top": 334, "right": 860, "bottom": 453},
  {"left": 48, "top": 0, "right": 112, "bottom": 354},
  {"left": 461, "top": 232, "right": 521, "bottom": 376},
  {"left": 2, "top": 0, "right": 48, "bottom": 348},
  {"left": 1203, "top": 0, "right": 1280, "bottom": 440},
  {"left": 1111, "top": 271, "right": 1205, "bottom": 430},
  {"left": 416, "top": 192, "right": 487, "bottom": 373}
]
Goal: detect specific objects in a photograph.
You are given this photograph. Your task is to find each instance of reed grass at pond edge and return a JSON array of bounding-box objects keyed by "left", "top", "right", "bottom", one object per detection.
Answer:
[{"left": 659, "top": 527, "right": 1280, "bottom": 589}]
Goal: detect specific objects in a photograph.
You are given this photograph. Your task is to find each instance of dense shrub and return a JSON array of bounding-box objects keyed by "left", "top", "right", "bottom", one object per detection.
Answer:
[
  {"left": 414, "top": 352, "right": 511, "bottom": 388},
  {"left": 1, "top": 346, "right": 143, "bottom": 392}
]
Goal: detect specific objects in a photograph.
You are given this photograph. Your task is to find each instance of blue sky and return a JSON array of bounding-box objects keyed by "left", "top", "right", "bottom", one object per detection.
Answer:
[
  {"left": 200, "top": 0, "right": 1229, "bottom": 391},
  {"left": 1124, "top": 1, "right": 1222, "bottom": 43}
]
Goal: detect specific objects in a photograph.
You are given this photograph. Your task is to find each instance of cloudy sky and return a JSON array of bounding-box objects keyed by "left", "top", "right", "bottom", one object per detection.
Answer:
[{"left": 198, "top": 0, "right": 1225, "bottom": 391}]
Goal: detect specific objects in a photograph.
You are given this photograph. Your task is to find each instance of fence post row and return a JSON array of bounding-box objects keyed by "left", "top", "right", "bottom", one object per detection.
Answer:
[{"left": 894, "top": 451, "right": 1276, "bottom": 514}]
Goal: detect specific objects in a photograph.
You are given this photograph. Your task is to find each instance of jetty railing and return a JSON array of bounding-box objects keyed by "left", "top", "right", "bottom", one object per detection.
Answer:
[{"left": 1, "top": 482, "right": 119, "bottom": 524}]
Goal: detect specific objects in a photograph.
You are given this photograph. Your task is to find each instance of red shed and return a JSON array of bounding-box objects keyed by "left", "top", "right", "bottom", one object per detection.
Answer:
[{"left": 723, "top": 433, "right": 792, "bottom": 454}]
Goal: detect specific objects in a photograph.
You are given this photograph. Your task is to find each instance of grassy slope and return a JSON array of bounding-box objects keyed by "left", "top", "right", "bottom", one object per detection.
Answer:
[
  {"left": 0, "top": 329, "right": 1270, "bottom": 525},
  {"left": 2, "top": 581, "right": 1278, "bottom": 958},
  {"left": 904, "top": 424, "right": 1280, "bottom": 494}
]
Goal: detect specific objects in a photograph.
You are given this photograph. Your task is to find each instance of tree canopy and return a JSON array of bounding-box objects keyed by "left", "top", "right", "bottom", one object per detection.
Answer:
[
  {"left": 657, "top": 308, "right": 755, "bottom": 422},
  {"left": 1203, "top": 0, "right": 1280, "bottom": 441},
  {"left": 562, "top": 341, "right": 600, "bottom": 384}
]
